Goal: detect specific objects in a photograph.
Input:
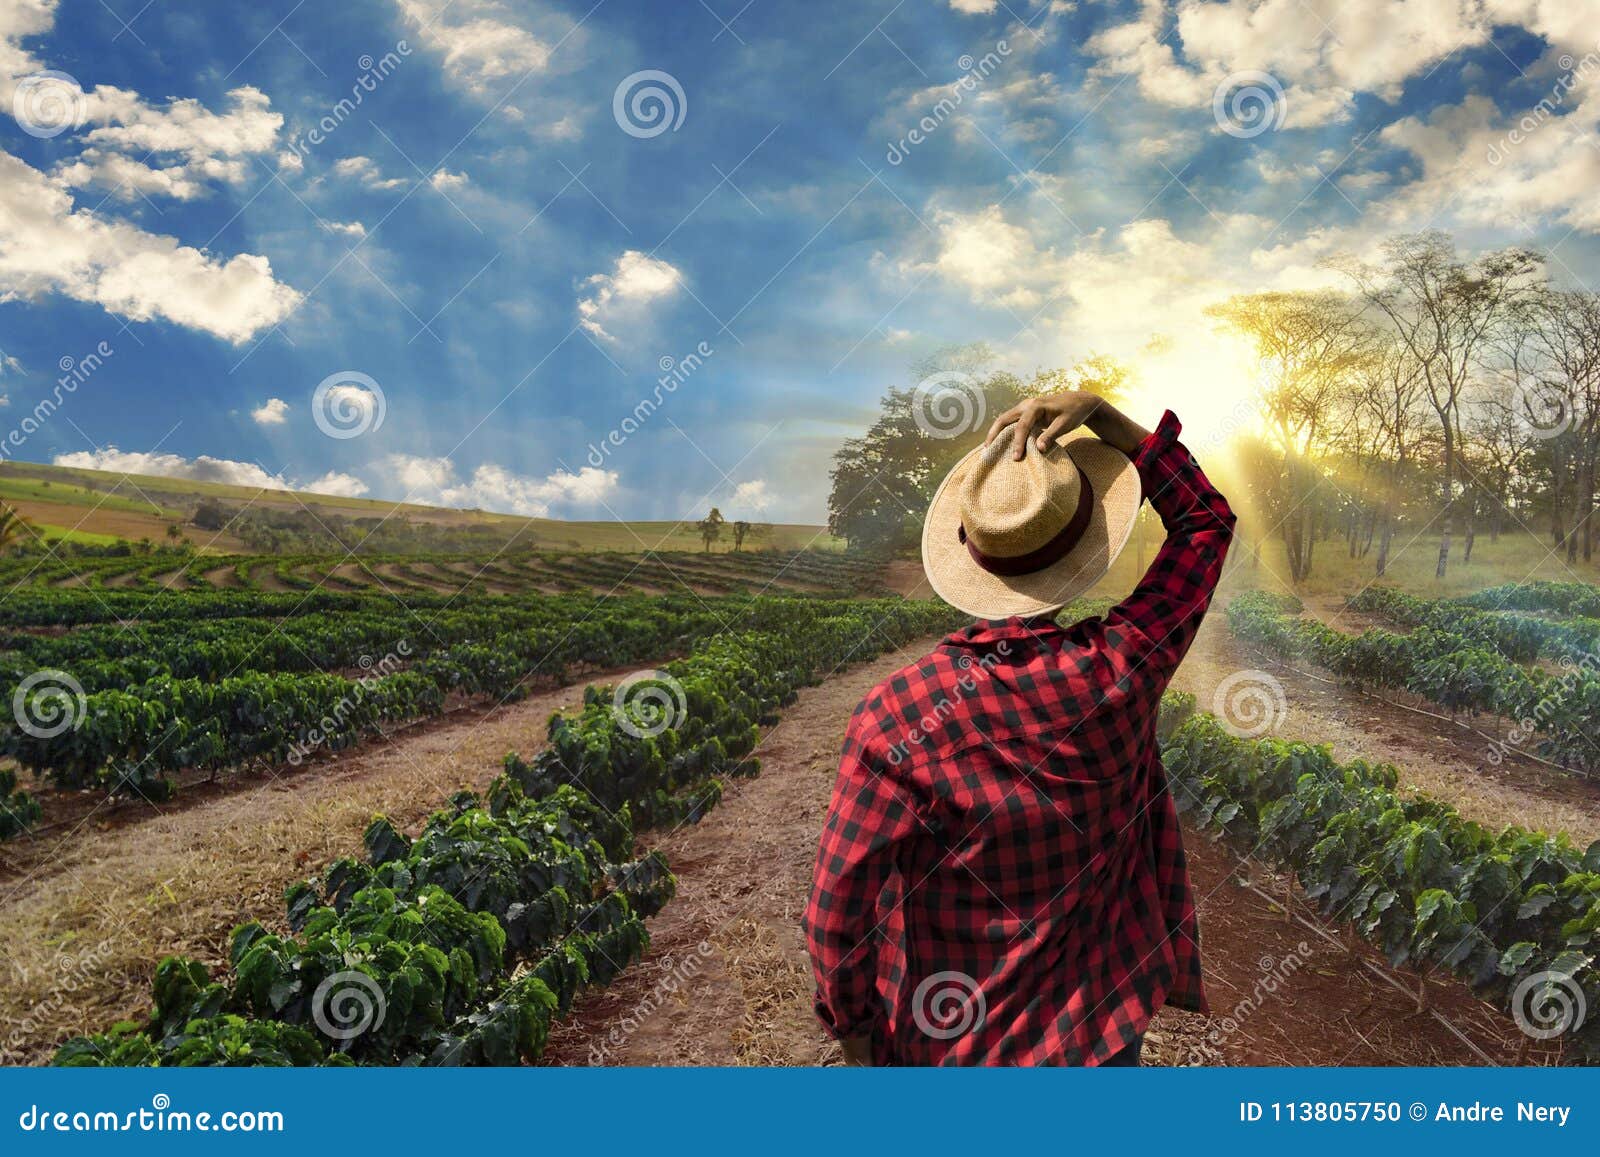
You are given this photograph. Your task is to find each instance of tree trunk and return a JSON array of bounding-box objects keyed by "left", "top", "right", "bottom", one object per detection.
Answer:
[
  {"left": 1376, "top": 508, "right": 1394, "bottom": 577},
  {"left": 1436, "top": 427, "right": 1455, "bottom": 579}
]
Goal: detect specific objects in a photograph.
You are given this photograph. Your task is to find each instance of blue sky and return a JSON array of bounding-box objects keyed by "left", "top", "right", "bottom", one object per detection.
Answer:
[{"left": 1, "top": 0, "right": 1598, "bottom": 524}]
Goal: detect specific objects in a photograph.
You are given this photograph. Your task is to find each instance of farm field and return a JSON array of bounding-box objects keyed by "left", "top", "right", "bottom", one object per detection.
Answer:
[
  {"left": 3, "top": 522, "right": 1600, "bottom": 1067},
  {"left": 0, "top": 460, "right": 840, "bottom": 555}
]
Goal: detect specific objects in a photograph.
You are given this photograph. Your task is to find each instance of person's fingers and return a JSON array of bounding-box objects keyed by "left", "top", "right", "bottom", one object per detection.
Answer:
[
  {"left": 1012, "top": 402, "right": 1043, "bottom": 458},
  {"left": 1035, "top": 413, "right": 1074, "bottom": 452},
  {"left": 984, "top": 405, "right": 1022, "bottom": 446}
]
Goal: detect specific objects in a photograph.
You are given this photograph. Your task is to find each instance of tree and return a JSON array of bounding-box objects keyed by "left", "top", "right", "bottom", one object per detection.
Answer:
[
  {"left": 0, "top": 504, "right": 34, "bottom": 553},
  {"left": 1207, "top": 290, "right": 1370, "bottom": 582},
  {"left": 732, "top": 520, "right": 750, "bottom": 550},
  {"left": 166, "top": 523, "right": 182, "bottom": 542},
  {"left": 1333, "top": 232, "right": 1543, "bottom": 578},
  {"left": 827, "top": 348, "right": 1132, "bottom": 555},
  {"left": 697, "top": 508, "right": 724, "bottom": 552}
]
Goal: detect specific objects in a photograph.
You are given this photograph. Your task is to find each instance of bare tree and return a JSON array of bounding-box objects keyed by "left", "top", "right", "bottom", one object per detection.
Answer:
[{"left": 1332, "top": 232, "right": 1544, "bottom": 578}]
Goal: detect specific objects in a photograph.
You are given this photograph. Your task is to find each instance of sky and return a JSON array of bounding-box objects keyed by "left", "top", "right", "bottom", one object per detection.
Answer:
[{"left": 1, "top": 0, "right": 1599, "bottom": 525}]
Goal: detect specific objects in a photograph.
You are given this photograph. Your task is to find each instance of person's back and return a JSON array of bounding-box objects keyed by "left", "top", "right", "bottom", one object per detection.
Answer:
[{"left": 804, "top": 394, "right": 1235, "bottom": 1066}]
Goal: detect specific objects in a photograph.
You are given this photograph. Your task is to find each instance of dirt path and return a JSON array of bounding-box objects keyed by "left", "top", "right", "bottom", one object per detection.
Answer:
[
  {"left": 543, "top": 628, "right": 1537, "bottom": 1067},
  {"left": 1170, "top": 609, "right": 1600, "bottom": 842},
  {"left": 0, "top": 667, "right": 642, "bottom": 1065}
]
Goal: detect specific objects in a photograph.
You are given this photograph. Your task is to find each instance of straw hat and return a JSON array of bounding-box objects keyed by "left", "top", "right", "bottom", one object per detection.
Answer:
[{"left": 921, "top": 423, "right": 1141, "bottom": 619}]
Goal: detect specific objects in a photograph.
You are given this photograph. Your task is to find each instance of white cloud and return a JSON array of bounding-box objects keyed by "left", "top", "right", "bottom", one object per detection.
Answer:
[
  {"left": 52, "top": 447, "right": 294, "bottom": 490},
  {"left": 394, "top": 0, "right": 553, "bottom": 98},
  {"left": 429, "top": 168, "right": 469, "bottom": 192},
  {"left": 1376, "top": 91, "right": 1600, "bottom": 234},
  {"left": 381, "top": 453, "right": 619, "bottom": 516},
  {"left": 577, "top": 251, "right": 684, "bottom": 341},
  {"left": 51, "top": 86, "right": 282, "bottom": 200},
  {"left": 306, "top": 470, "right": 370, "bottom": 498},
  {"left": 1084, "top": 0, "right": 1600, "bottom": 129},
  {"left": 949, "top": 0, "right": 998, "bottom": 12},
  {"left": 0, "top": 4, "right": 298, "bottom": 341},
  {"left": 320, "top": 219, "right": 367, "bottom": 239},
  {"left": 332, "top": 155, "right": 409, "bottom": 190},
  {"left": 0, "top": 349, "right": 21, "bottom": 375},
  {"left": 251, "top": 397, "right": 290, "bottom": 425},
  {"left": 0, "top": 152, "right": 301, "bottom": 343},
  {"left": 729, "top": 479, "right": 772, "bottom": 513}
]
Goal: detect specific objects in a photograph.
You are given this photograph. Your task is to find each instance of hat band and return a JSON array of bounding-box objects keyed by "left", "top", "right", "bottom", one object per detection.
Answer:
[{"left": 957, "top": 464, "right": 1095, "bottom": 577}]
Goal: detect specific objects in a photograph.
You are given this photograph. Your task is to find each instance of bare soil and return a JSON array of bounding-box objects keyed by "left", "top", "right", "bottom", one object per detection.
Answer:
[
  {"left": 543, "top": 629, "right": 1539, "bottom": 1067},
  {"left": 0, "top": 667, "right": 643, "bottom": 1064}
]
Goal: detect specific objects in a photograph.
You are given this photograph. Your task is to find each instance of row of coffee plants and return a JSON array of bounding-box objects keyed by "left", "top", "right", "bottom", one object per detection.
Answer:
[
  {"left": 1349, "top": 587, "right": 1600, "bottom": 666},
  {"left": 2, "top": 595, "right": 740, "bottom": 807},
  {"left": 0, "top": 767, "right": 40, "bottom": 839},
  {"left": 52, "top": 597, "right": 967, "bottom": 1065},
  {"left": 1158, "top": 692, "right": 1600, "bottom": 1062},
  {"left": 1459, "top": 581, "right": 1600, "bottom": 619},
  {"left": 1226, "top": 591, "right": 1600, "bottom": 772}
]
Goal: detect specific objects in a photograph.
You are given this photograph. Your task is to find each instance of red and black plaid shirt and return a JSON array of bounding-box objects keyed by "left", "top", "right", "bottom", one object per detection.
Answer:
[{"left": 804, "top": 411, "right": 1235, "bottom": 1065}]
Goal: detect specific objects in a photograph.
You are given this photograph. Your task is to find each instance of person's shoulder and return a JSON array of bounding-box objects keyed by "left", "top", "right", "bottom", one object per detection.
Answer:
[{"left": 845, "top": 646, "right": 957, "bottom": 737}]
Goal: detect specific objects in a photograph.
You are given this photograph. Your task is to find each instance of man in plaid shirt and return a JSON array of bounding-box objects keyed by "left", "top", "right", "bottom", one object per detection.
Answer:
[{"left": 804, "top": 391, "right": 1235, "bottom": 1065}]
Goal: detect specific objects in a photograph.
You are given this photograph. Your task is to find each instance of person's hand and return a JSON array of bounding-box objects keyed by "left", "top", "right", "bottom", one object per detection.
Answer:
[
  {"left": 839, "top": 1035, "right": 873, "bottom": 1066},
  {"left": 985, "top": 391, "right": 1105, "bottom": 460}
]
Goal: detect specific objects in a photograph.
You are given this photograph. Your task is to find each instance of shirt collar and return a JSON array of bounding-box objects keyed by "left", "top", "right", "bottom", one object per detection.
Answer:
[{"left": 946, "top": 615, "right": 1065, "bottom": 648}]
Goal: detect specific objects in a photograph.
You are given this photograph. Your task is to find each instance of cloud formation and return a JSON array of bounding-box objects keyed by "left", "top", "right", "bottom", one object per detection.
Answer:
[{"left": 577, "top": 251, "right": 683, "bottom": 341}]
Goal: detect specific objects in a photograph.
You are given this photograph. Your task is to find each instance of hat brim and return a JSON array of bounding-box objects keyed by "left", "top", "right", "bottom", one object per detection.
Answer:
[{"left": 921, "top": 434, "right": 1141, "bottom": 619}]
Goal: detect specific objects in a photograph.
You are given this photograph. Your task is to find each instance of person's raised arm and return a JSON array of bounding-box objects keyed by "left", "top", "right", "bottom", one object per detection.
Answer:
[{"left": 990, "top": 391, "right": 1236, "bottom": 685}]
